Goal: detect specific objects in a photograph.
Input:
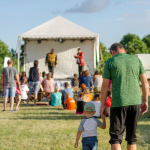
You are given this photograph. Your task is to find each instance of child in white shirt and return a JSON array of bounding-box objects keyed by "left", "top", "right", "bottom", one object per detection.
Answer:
[
  {"left": 91, "top": 94, "right": 101, "bottom": 118},
  {"left": 20, "top": 78, "right": 29, "bottom": 103}
]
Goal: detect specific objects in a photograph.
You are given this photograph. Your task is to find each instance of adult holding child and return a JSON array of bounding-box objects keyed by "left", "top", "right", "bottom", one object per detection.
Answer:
[
  {"left": 101, "top": 43, "right": 149, "bottom": 150},
  {"left": 1, "top": 59, "right": 20, "bottom": 111},
  {"left": 27, "top": 60, "right": 40, "bottom": 106}
]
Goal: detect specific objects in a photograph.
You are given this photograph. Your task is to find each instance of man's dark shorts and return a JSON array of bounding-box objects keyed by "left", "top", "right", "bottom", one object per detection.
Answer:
[{"left": 109, "top": 105, "right": 140, "bottom": 145}]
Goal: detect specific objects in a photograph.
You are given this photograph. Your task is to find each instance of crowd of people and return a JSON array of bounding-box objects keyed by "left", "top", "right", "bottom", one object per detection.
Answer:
[
  {"left": 1, "top": 58, "right": 110, "bottom": 113},
  {"left": 1, "top": 43, "right": 149, "bottom": 150}
]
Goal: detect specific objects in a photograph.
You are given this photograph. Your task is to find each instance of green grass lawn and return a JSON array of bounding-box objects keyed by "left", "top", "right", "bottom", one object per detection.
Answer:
[{"left": 0, "top": 99, "right": 149, "bottom": 150}]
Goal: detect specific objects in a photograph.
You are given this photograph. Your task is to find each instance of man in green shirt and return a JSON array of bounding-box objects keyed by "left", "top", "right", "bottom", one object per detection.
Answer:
[{"left": 101, "top": 43, "right": 149, "bottom": 150}]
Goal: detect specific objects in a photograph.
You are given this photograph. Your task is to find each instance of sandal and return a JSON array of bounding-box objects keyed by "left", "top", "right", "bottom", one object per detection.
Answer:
[{"left": 9, "top": 110, "right": 14, "bottom": 112}]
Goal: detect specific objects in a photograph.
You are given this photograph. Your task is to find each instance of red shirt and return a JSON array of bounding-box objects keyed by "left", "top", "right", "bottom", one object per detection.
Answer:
[
  {"left": 75, "top": 52, "right": 85, "bottom": 66},
  {"left": 64, "top": 98, "right": 76, "bottom": 110},
  {"left": 106, "top": 96, "right": 112, "bottom": 107}
]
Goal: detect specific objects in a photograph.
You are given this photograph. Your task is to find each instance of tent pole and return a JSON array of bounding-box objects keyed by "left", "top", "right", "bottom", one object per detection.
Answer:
[{"left": 17, "top": 36, "right": 21, "bottom": 73}]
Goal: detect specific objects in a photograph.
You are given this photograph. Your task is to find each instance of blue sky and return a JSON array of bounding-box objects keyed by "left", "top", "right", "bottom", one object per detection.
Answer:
[{"left": 0, "top": 0, "right": 150, "bottom": 50}]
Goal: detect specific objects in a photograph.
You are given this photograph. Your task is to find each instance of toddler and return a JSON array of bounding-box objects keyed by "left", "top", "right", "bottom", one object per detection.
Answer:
[{"left": 75, "top": 102, "right": 106, "bottom": 150}]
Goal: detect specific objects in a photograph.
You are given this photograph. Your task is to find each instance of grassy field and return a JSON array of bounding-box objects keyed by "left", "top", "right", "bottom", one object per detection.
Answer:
[{"left": 0, "top": 98, "right": 149, "bottom": 150}]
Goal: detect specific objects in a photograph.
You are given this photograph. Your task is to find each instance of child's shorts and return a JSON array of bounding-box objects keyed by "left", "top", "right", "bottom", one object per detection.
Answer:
[{"left": 82, "top": 136, "right": 98, "bottom": 150}]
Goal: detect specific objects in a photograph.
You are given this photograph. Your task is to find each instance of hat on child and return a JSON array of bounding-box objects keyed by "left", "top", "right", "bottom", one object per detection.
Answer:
[{"left": 84, "top": 102, "right": 95, "bottom": 112}]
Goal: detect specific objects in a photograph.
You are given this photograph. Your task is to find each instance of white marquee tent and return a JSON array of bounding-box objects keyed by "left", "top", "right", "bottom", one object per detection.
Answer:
[{"left": 17, "top": 16, "right": 99, "bottom": 79}]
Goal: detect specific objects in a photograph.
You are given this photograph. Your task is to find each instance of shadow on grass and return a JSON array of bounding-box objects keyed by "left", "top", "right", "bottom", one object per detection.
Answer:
[
  {"left": 0, "top": 114, "right": 84, "bottom": 120},
  {"left": 137, "top": 124, "right": 150, "bottom": 149},
  {"left": 16, "top": 111, "right": 78, "bottom": 115}
]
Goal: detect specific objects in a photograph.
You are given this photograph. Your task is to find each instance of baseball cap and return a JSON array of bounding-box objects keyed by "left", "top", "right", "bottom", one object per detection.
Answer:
[{"left": 84, "top": 102, "right": 95, "bottom": 112}]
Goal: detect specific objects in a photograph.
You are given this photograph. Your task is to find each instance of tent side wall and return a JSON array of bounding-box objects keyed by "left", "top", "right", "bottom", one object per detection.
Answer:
[{"left": 24, "top": 40, "right": 95, "bottom": 78}]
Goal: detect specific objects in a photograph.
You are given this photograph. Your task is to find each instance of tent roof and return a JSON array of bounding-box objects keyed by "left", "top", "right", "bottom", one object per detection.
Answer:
[{"left": 20, "top": 16, "right": 98, "bottom": 39}]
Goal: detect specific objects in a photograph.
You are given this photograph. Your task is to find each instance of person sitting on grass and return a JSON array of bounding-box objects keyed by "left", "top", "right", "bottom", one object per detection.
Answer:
[
  {"left": 74, "top": 102, "right": 106, "bottom": 149},
  {"left": 105, "top": 90, "right": 112, "bottom": 118},
  {"left": 48, "top": 86, "right": 62, "bottom": 107},
  {"left": 20, "top": 78, "right": 29, "bottom": 104},
  {"left": 61, "top": 82, "right": 73, "bottom": 108},
  {"left": 43, "top": 72, "right": 55, "bottom": 96},
  {"left": 78, "top": 83, "right": 86, "bottom": 95},
  {"left": 76, "top": 92, "right": 86, "bottom": 114},
  {"left": 91, "top": 93, "right": 101, "bottom": 118},
  {"left": 64, "top": 93, "right": 76, "bottom": 110},
  {"left": 71, "top": 73, "right": 79, "bottom": 87},
  {"left": 83, "top": 87, "right": 92, "bottom": 102}
]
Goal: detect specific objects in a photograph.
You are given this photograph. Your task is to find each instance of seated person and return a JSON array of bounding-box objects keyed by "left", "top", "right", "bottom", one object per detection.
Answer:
[
  {"left": 91, "top": 93, "right": 101, "bottom": 118},
  {"left": 71, "top": 73, "right": 79, "bottom": 87},
  {"left": 64, "top": 93, "right": 76, "bottom": 110},
  {"left": 43, "top": 72, "right": 55, "bottom": 96},
  {"left": 78, "top": 83, "right": 86, "bottom": 95},
  {"left": 83, "top": 87, "right": 92, "bottom": 102},
  {"left": 61, "top": 82, "right": 73, "bottom": 107},
  {"left": 76, "top": 92, "right": 86, "bottom": 114},
  {"left": 105, "top": 90, "right": 112, "bottom": 117},
  {"left": 48, "top": 86, "right": 62, "bottom": 107}
]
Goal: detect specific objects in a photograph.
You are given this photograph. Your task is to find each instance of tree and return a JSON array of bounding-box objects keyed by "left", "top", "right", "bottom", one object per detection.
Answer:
[
  {"left": 142, "top": 34, "right": 150, "bottom": 49},
  {"left": 0, "top": 40, "right": 12, "bottom": 73},
  {"left": 99, "top": 42, "right": 111, "bottom": 74},
  {"left": 120, "top": 33, "right": 149, "bottom": 55}
]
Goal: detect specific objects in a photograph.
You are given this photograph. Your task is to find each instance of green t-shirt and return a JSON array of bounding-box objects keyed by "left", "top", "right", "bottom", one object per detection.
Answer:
[{"left": 103, "top": 53, "right": 145, "bottom": 108}]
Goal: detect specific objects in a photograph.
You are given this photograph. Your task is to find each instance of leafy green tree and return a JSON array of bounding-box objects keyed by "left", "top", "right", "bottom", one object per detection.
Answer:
[
  {"left": 120, "top": 33, "right": 149, "bottom": 55},
  {"left": 0, "top": 40, "right": 12, "bottom": 73},
  {"left": 142, "top": 34, "right": 150, "bottom": 49},
  {"left": 99, "top": 42, "right": 111, "bottom": 74}
]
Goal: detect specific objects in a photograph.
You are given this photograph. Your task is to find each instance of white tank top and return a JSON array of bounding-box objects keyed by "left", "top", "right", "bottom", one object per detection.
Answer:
[{"left": 94, "top": 75, "right": 102, "bottom": 88}]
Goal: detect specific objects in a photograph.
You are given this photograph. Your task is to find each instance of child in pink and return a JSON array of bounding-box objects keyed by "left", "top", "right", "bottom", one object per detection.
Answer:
[{"left": 15, "top": 81, "right": 21, "bottom": 111}]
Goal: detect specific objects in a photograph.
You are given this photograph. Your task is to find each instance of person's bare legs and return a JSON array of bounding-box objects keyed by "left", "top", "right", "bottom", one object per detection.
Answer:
[
  {"left": 111, "top": 144, "right": 121, "bottom": 150},
  {"left": 16, "top": 95, "right": 21, "bottom": 110},
  {"left": 34, "top": 94, "right": 37, "bottom": 106},
  {"left": 127, "top": 145, "right": 136, "bottom": 150},
  {"left": 10, "top": 97, "right": 14, "bottom": 110},
  {"left": 3, "top": 97, "right": 7, "bottom": 110},
  {"left": 106, "top": 107, "right": 110, "bottom": 118},
  {"left": 27, "top": 94, "right": 31, "bottom": 106}
]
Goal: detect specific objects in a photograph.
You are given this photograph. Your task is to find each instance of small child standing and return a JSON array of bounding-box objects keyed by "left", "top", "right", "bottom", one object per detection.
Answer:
[
  {"left": 20, "top": 78, "right": 29, "bottom": 104},
  {"left": 75, "top": 102, "right": 106, "bottom": 150},
  {"left": 91, "top": 94, "right": 101, "bottom": 118}
]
